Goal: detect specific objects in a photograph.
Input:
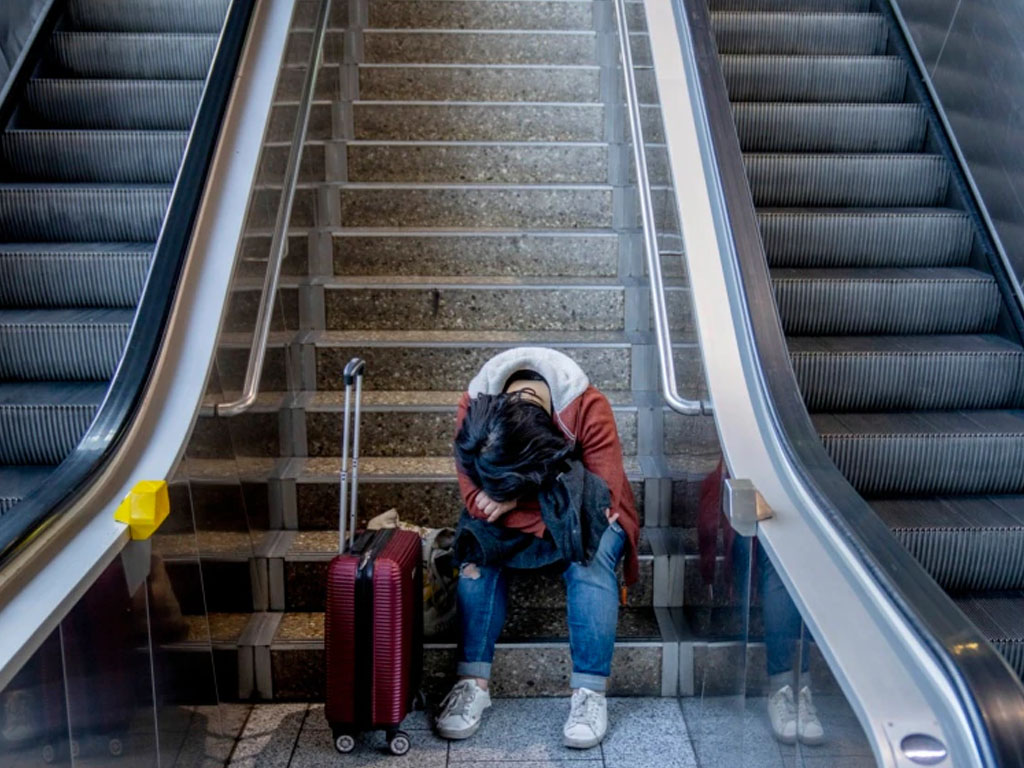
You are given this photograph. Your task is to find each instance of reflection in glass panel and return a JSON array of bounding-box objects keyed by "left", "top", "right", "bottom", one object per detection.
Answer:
[
  {"left": 0, "top": 630, "right": 71, "bottom": 767},
  {"left": 61, "top": 556, "right": 157, "bottom": 766}
]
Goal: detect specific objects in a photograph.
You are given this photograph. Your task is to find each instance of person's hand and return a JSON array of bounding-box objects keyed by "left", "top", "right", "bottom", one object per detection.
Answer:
[
  {"left": 605, "top": 507, "right": 620, "bottom": 527},
  {"left": 476, "top": 491, "right": 517, "bottom": 523}
]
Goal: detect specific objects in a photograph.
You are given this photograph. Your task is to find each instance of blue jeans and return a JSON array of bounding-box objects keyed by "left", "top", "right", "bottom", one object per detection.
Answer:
[
  {"left": 734, "top": 537, "right": 810, "bottom": 678},
  {"left": 456, "top": 522, "right": 627, "bottom": 692}
]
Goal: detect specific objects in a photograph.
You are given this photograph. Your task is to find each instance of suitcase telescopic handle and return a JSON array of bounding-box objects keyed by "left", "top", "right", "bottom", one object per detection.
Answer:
[{"left": 339, "top": 357, "right": 366, "bottom": 554}]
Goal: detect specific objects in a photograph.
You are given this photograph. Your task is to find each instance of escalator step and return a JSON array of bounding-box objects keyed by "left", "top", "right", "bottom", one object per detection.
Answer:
[
  {"left": 0, "top": 382, "right": 105, "bottom": 464},
  {"left": 0, "top": 466, "right": 54, "bottom": 514},
  {"left": 709, "top": 0, "right": 869, "bottom": 10},
  {"left": 790, "top": 335, "right": 1024, "bottom": 412},
  {"left": 49, "top": 32, "right": 217, "bottom": 80},
  {"left": 1, "top": 130, "right": 188, "bottom": 183},
  {"left": 734, "top": 103, "right": 926, "bottom": 152},
  {"left": 0, "top": 309, "right": 133, "bottom": 380},
  {"left": 758, "top": 208, "right": 973, "bottom": 268},
  {"left": 746, "top": 154, "right": 948, "bottom": 207},
  {"left": 773, "top": 267, "right": 999, "bottom": 335},
  {"left": 874, "top": 497, "right": 1024, "bottom": 591},
  {"left": 721, "top": 55, "right": 906, "bottom": 102},
  {"left": 66, "top": 0, "right": 230, "bottom": 33},
  {"left": 22, "top": 80, "right": 202, "bottom": 131},
  {"left": 814, "top": 410, "right": 1024, "bottom": 496},
  {"left": 712, "top": 12, "right": 886, "bottom": 55},
  {"left": 0, "top": 184, "right": 171, "bottom": 241},
  {"left": 0, "top": 243, "right": 150, "bottom": 307},
  {"left": 953, "top": 593, "right": 1024, "bottom": 678}
]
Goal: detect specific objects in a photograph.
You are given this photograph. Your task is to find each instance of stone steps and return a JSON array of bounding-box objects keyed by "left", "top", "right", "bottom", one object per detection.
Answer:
[
  {"left": 363, "top": 29, "right": 600, "bottom": 65},
  {"left": 359, "top": 63, "right": 601, "bottom": 102}
]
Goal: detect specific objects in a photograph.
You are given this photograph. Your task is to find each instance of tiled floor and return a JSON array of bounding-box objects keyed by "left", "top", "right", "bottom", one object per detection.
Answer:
[
  {"left": 157, "top": 693, "right": 873, "bottom": 768},
  {"left": 166, "top": 698, "right": 697, "bottom": 768}
]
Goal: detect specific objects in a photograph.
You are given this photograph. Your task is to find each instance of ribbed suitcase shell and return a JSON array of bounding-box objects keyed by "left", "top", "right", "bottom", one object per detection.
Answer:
[{"left": 324, "top": 528, "right": 421, "bottom": 729}]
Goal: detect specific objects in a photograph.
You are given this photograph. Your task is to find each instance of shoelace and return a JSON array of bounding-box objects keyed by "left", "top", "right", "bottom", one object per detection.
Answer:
[
  {"left": 771, "top": 687, "right": 796, "bottom": 720},
  {"left": 798, "top": 688, "right": 818, "bottom": 722},
  {"left": 439, "top": 681, "right": 477, "bottom": 721},
  {"left": 569, "top": 690, "right": 601, "bottom": 731}
]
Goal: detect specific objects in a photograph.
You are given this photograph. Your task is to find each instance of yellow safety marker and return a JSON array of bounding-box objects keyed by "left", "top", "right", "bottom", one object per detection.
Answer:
[{"left": 114, "top": 480, "right": 170, "bottom": 540}]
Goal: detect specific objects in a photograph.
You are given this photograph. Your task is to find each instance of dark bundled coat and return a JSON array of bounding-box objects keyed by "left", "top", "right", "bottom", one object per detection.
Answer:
[{"left": 453, "top": 460, "right": 612, "bottom": 572}]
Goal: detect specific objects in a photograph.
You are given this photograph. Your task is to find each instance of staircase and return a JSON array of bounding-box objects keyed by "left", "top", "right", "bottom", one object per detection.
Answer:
[
  {"left": 705, "top": 0, "right": 1024, "bottom": 680},
  {"left": 0, "top": 0, "right": 230, "bottom": 514},
  {"left": 154, "top": 0, "right": 724, "bottom": 702}
]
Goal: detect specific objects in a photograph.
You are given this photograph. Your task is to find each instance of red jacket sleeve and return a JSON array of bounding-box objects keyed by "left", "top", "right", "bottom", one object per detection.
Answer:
[
  {"left": 576, "top": 387, "right": 641, "bottom": 584},
  {"left": 455, "top": 391, "right": 487, "bottom": 520}
]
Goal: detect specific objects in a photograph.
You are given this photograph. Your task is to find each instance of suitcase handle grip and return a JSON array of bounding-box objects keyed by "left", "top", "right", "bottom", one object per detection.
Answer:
[{"left": 340, "top": 357, "right": 366, "bottom": 553}]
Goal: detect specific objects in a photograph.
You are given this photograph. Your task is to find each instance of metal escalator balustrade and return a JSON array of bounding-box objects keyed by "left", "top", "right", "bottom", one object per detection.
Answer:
[
  {"left": 0, "top": 0, "right": 253, "bottom": 557},
  {"left": 704, "top": 0, "right": 1024, "bottom": 680},
  {"left": 668, "top": 0, "right": 1024, "bottom": 762}
]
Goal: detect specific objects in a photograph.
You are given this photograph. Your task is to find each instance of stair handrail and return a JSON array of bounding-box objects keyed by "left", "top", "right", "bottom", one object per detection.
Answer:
[
  {"left": 215, "top": 0, "right": 333, "bottom": 417},
  {"left": 611, "top": 0, "right": 711, "bottom": 416}
]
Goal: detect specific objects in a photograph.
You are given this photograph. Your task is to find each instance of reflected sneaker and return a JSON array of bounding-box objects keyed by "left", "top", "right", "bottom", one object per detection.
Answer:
[
  {"left": 563, "top": 687, "right": 607, "bottom": 749},
  {"left": 435, "top": 679, "right": 491, "bottom": 740},
  {"left": 768, "top": 684, "right": 797, "bottom": 745},
  {"left": 1, "top": 690, "right": 39, "bottom": 743},
  {"left": 797, "top": 686, "right": 825, "bottom": 746}
]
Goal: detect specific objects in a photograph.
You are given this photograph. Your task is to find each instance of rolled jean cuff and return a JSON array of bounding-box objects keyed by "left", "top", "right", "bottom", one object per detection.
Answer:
[
  {"left": 457, "top": 661, "right": 492, "bottom": 680},
  {"left": 569, "top": 671, "right": 608, "bottom": 693}
]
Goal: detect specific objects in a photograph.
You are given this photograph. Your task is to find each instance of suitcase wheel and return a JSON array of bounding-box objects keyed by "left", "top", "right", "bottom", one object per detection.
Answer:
[
  {"left": 42, "top": 744, "right": 56, "bottom": 764},
  {"left": 108, "top": 736, "right": 124, "bottom": 757},
  {"left": 334, "top": 733, "right": 356, "bottom": 754},
  {"left": 387, "top": 730, "right": 410, "bottom": 756}
]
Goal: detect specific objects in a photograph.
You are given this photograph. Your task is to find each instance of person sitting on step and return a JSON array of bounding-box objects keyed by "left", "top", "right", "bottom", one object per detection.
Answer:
[{"left": 434, "top": 347, "right": 639, "bottom": 749}]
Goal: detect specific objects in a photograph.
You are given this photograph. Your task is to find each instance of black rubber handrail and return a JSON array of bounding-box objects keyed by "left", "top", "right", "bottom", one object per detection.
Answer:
[
  {"left": 677, "top": 0, "right": 1024, "bottom": 764},
  {"left": 0, "top": 0, "right": 258, "bottom": 564}
]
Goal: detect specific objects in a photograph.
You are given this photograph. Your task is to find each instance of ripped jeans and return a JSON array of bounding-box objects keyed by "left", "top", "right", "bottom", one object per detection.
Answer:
[{"left": 456, "top": 522, "right": 627, "bottom": 692}]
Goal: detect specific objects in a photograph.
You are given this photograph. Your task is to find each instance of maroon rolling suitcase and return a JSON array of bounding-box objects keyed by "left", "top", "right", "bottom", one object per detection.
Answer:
[{"left": 324, "top": 358, "right": 422, "bottom": 756}]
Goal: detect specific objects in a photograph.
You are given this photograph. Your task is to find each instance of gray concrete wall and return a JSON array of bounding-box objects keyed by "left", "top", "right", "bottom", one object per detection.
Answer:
[
  {"left": 894, "top": 0, "right": 1024, "bottom": 287},
  {"left": 0, "top": 0, "right": 49, "bottom": 101}
]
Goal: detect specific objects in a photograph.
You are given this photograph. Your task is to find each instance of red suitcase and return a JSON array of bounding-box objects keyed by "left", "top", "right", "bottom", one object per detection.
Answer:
[{"left": 324, "top": 358, "right": 422, "bottom": 756}]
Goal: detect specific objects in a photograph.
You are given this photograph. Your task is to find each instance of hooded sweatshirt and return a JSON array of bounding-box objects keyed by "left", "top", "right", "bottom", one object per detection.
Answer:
[{"left": 454, "top": 347, "right": 640, "bottom": 585}]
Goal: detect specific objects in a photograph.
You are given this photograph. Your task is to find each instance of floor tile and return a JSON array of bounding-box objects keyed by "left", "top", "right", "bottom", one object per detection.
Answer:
[
  {"left": 603, "top": 698, "right": 697, "bottom": 768},
  {"left": 305, "top": 704, "right": 433, "bottom": 732},
  {"left": 448, "top": 697, "right": 600, "bottom": 762},
  {"left": 229, "top": 705, "right": 308, "bottom": 767},
  {"left": 289, "top": 723, "right": 447, "bottom": 767}
]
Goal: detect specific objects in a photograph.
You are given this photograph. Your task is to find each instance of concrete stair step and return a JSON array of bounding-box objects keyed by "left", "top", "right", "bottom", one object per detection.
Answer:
[
  {"left": 337, "top": 182, "right": 613, "bottom": 228},
  {"left": 367, "top": 0, "right": 595, "bottom": 31},
  {"left": 289, "top": 454, "right": 647, "bottom": 529},
  {"left": 328, "top": 229, "right": 620, "bottom": 278},
  {"left": 309, "top": 329, "right": 634, "bottom": 391},
  {"left": 296, "top": 388, "right": 640, "bottom": 456},
  {"left": 358, "top": 64, "right": 601, "bottom": 103},
  {"left": 278, "top": 529, "right": 657, "bottom": 612},
  {"left": 363, "top": 29, "right": 598, "bottom": 65},
  {"left": 346, "top": 140, "right": 610, "bottom": 184},
  {"left": 319, "top": 277, "right": 627, "bottom": 332},
  {"left": 269, "top": 609, "right": 665, "bottom": 700},
  {"left": 353, "top": 101, "right": 606, "bottom": 142}
]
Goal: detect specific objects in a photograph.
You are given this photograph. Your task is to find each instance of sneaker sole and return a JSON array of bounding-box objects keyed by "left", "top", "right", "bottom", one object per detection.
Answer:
[
  {"left": 437, "top": 719, "right": 483, "bottom": 740},
  {"left": 563, "top": 733, "right": 603, "bottom": 749},
  {"left": 772, "top": 731, "right": 797, "bottom": 745},
  {"left": 799, "top": 731, "right": 825, "bottom": 746}
]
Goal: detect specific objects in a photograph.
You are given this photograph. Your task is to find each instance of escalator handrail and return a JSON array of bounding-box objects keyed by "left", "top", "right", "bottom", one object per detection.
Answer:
[
  {"left": 215, "top": 0, "right": 333, "bottom": 418},
  {"left": 612, "top": 0, "right": 711, "bottom": 416},
  {"left": 0, "top": 0, "right": 258, "bottom": 565},
  {"left": 676, "top": 0, "right": 1024, "bottom": 764}
]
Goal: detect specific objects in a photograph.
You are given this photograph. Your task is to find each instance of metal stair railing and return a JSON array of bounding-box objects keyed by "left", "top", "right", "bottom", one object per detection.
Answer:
[
  {"left": 216, "top": 0, "right": 333, "bottom": 417},
  {"left": 612, "top": 0, "right": 711, "bottom": 417}
]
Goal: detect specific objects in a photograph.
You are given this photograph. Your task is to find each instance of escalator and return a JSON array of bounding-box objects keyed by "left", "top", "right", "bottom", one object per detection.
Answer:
[
  {"left": 703, "top": 0, "right": 1024, "bottom": 684},
  {"left": 0, "top": 0, "right": 240, "bottom": 544}
]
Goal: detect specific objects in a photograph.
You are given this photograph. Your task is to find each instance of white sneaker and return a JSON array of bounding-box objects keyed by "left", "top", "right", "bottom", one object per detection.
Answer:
[
  {"left": 435, "top": 679, "right": 491, "bottom": 740},
  {"left": 767, "top": 684, "right": 797, "bottom": 745},
  {"left": 797, "top": 686, "right": 825, "bottom": 745},
  {"left": 563, "top": 688, "right": 607, "bottom": 749}
]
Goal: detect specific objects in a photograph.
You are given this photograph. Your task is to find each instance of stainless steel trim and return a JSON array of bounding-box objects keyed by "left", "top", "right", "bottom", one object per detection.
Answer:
[
  {"left": 611, "top": 0, "right": 710, "bottom": 417},
  {"left": 216, "top": 0, "right": 334, "bottom": 417}
]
